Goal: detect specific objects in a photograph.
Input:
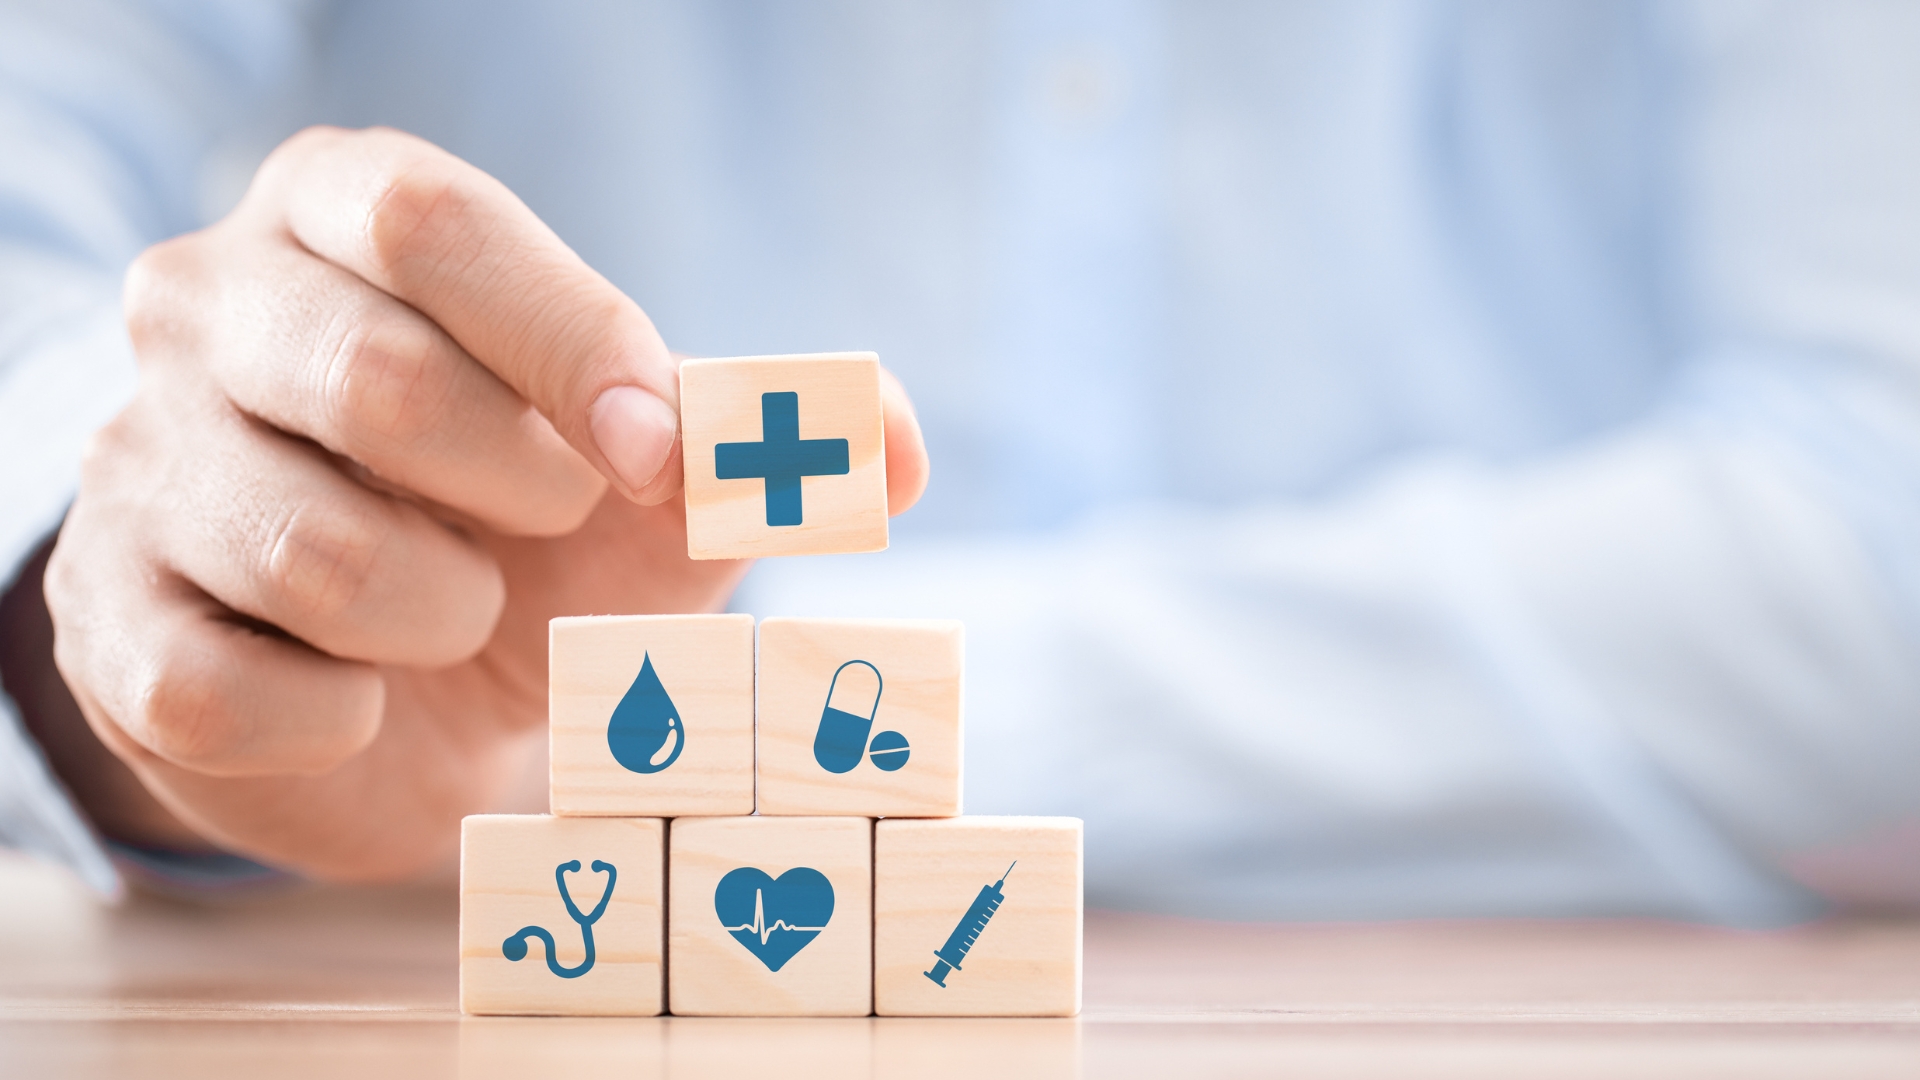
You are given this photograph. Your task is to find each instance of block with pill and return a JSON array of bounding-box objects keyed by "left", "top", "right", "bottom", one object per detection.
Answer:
[
  {"left": 754, "top": 617, "right": 962, "bottom": 818},
  {"left": 667, "top": 815, "right": 874, "bottom": 1016},
  {"left": 873, "top": 816, "right": 1083, "bottom": 1017},
  {"left": 678, "top": 352, "right": 889, "bottom": 560},
  {"left": 549, "top": 614, "right": 755, "bottom": 817},
  {"left": 460, "top": 814, "right": 665, "bottom": 1016}
]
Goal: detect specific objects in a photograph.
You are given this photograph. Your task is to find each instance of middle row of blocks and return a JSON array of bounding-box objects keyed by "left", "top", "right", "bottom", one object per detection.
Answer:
[{"left": 550, "top": 614, "right": 963, "bottom": 819}]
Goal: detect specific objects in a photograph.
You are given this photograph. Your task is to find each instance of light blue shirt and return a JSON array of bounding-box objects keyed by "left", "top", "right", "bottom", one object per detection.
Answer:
[{"left": 4, "top": 0, "right": 1920, "bottom": 921}]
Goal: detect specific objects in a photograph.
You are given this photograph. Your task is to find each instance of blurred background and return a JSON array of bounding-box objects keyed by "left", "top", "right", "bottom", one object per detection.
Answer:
[{"left": 7, "top": 0, "right": 1920, "bottom": 924}]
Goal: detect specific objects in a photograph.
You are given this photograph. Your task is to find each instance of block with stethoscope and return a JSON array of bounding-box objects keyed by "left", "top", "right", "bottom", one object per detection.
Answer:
[{"left": 459, "top": 612, "right": 1082, "bottom": 1018}]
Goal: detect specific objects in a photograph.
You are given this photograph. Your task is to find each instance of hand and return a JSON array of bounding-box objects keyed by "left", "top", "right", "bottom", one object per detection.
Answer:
[{"left": 40, "top": 126, "right": 931, "bottom": 882}]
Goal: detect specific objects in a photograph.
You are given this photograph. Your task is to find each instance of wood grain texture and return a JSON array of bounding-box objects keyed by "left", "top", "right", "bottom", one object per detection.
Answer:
[
  {"left": 549, "top": 614, "right": 754, "bottom": 817},
  {"left": 459, "top": 815, "right": 664, "bottom": 1016},
  {"left": 668, "top": 816, "right": 873, "bottom": 1016},
  {"left": 875, "top": 817, "right": 1082, "bottom": 1017},
  {"left": 679, "top": 352, "right": 888, "bottom": 560},
  {"left": 756, "top": 617, "right": 962, "bottom": 818}
]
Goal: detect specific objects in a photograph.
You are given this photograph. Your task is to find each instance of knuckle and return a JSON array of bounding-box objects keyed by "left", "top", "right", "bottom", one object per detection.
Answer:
[
  {"left": 40, "top": 538, "right": 85, "bottom": 631},
  {"left": 69, "top": 406, "right": 165, "bottom": 513},
  {"left": 363, "top": 158, "right": 469, "bottom": 287},
  {"left": 263, "top": 503, "right": 388, "bottom": 623},
  {"left": 121, "top": 239, "right": 195, "bottom": 352},
  {"left": 138, "top": 646, "right": 246, "bottom": 768},
  {"left": 256, "top": 125, "right": 350, "bottom": 184},
  {"left": 327, "top": 320, "right": 453, "bottom": 453},
  {"left": 76, "top": 412, "right": 138, "bottom": 484},
  {"left": 279, "top": 124, "right": 348, "bottom": 161}
]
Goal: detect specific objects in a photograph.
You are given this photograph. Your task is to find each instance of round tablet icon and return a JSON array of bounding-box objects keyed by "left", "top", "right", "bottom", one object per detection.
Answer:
[{"left": 868, "top": 729, "right": 910, "bottom": 771}]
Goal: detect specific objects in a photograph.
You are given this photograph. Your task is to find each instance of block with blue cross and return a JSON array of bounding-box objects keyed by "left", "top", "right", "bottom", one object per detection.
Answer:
[
  {"left": 715, "top": 392, "right": 849, "bottom": 527},
  {"left": 680, "top": 352, "right": 889, "bottom": 560}
]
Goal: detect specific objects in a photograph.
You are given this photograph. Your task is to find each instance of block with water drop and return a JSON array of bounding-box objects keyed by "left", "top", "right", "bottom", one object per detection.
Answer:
[
  {"left": 755, "top": 617, "right": 963, "bottom": 817},
  {"left": 550, "top": 614, "right": 755, "bottom": 817},
  {"left": 460, "top": 814, "right": 665, "bottom": 1016},
  {"left": 873, "top": 816, "right": 1082, "bottom": 1017},
  {"left": 667, "top": 815, "right": 873, "bottom": 1016}
]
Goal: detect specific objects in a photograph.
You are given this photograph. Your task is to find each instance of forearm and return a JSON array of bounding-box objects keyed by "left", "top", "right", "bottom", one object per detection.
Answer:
[{"left": 0, "top": 531, "right": 210, "bottom": 851}]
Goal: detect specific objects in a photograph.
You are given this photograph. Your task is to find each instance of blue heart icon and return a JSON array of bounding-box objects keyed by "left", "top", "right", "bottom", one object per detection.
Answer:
[{"left": 713, "top": 866, "right": 835, "bottom": 972}]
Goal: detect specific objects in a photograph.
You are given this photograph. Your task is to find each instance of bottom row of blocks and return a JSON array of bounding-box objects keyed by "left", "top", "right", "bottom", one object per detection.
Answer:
[{"left": 460, "top": 814, "right": 1082, "bottom": 1017}]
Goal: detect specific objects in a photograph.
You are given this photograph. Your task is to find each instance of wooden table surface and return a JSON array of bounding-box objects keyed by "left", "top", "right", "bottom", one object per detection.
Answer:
[{"left": 2, "top": 849, "right": 1916, "bottom": 1078}]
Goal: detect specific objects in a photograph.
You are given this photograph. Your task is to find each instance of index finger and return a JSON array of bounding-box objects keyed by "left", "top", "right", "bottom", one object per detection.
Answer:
[{"left": 263, "top": 126, "right": 682, "bottom": 505}]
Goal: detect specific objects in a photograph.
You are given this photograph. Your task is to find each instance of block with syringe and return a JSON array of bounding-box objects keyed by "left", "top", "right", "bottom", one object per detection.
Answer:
[
  {"left": 458, "top": 352, "right": 1081, "bottom": 1018},
  {"left": 874, "top": 816, "right": 1083, "bottom": 1016}
]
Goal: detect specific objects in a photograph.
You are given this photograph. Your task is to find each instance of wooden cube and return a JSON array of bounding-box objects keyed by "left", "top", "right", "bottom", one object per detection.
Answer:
[
  {"left": 549, "top": 614, "right": 754, "bottom": 817},
  {"left": 873, "top": 816, "right": 1082, "bottom": 1017},
  {"left": 460, "top": 814, "right": 665, "bottom": 1016},
  {"left": 756, "top": 617, "right": 962, "bottom": 818},
  {"left": 679, "top": 352, "right": 889, "bottom": 560},
  {"left": 667, "top": 816, "right": 873, "bottom": 1016}
]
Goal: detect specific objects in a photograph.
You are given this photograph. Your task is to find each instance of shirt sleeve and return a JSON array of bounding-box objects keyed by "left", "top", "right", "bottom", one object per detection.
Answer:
[
  {"left": 0, "top": 0, "right": 315, "bottom": 893},
  {"left": 740, "top": 2, "right": 1920, "bottom": 924}
]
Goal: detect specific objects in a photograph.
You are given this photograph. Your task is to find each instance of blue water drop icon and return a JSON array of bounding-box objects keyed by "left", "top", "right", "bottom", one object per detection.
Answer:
[{"left": 607, "top": 653, "right": 685, "bottom": 773}]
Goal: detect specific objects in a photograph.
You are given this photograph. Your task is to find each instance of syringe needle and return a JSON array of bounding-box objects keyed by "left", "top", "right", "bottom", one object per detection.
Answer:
[{"left": 996, "top": 861, "right": 1017, "bottom": 886}]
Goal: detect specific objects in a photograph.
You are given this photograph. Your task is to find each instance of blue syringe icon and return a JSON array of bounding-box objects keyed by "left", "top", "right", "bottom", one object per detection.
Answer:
[{"left": 924, "top": 862, "right": 1016, "bottom": 987}]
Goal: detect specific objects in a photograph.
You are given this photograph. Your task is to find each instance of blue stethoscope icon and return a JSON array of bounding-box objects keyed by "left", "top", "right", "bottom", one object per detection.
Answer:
[{"left": 502, "top": 859, "right": 617, "bottom": 979}]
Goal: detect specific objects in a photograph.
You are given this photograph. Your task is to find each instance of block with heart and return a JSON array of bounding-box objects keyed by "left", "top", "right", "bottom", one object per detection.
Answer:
[
  {"left": 873, "top": 816, "right": 1083, "bottom": 1017},
  {"left": 667, "top": 815, "right": 873, "bottom": 1016},
  {"left": 680, "top": 352, "right": 889, "bottom": 560},
  {"left": 755, "top": 617, "right": 962, "bottom": 818},
  {"left": 460, "top": 814, "right": 665, "bottom": 1016},
  {"left": 549, "top": 614, "right": 754, "bottom": 817}
]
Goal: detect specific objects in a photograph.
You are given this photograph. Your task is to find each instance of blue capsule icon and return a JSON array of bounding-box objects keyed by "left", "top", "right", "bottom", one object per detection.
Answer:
[
  {"left": 811, "top": 660, "right": 911, "bottom": 773},
  {"left": 813, "top": 660, "right": 881, "bottom": 773}
]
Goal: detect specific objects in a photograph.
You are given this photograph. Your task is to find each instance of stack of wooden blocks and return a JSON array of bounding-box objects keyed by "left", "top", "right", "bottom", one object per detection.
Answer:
[{"left": 459, "top": 352, "right": 1084, "bottom": 1018}]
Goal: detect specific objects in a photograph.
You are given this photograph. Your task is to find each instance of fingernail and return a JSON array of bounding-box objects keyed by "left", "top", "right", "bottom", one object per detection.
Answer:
[{"left": 589, "top": 385, "right": 678, "bottom": 495}]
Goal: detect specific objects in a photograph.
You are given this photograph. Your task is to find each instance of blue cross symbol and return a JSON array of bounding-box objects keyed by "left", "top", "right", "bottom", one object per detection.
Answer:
[{"left": 714, "top": 392, "right": 850, "bottom": 527}]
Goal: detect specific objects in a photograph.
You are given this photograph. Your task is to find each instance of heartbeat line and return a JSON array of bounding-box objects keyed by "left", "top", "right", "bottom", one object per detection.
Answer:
[{"left": 721, "top": 888, "right": 827, "bottom": 945}]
